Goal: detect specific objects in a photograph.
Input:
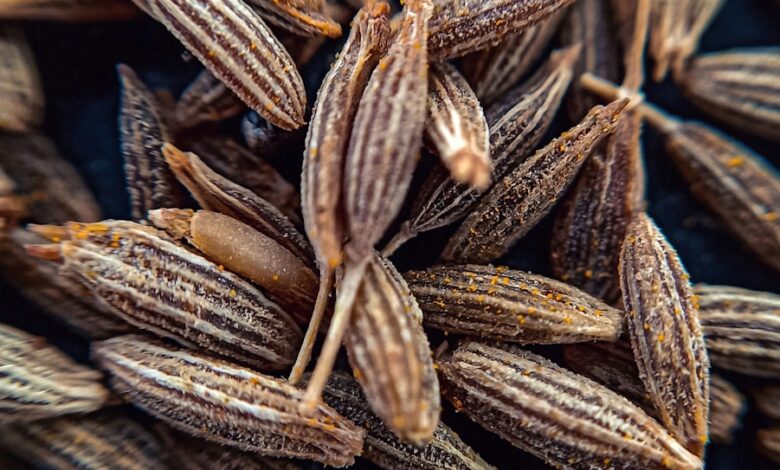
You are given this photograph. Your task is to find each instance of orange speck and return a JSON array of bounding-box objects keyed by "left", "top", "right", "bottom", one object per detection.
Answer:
[
  {"left": 764, "top": 211, "right": 779, "bottom": 222},
  {"left": 726, "top": 156, "right": 744, "bottom": 168},
  {"left": 272, "top": 274, "right": 279, "bottom": 281},
  {"left": 468, "top": 284, "right": 478, "bottom": 292},
  {"left": 217, "top": 264, "right": 224, "bottom": 271},
  {"left": 657, "top": 333, "right": 665, "bottom": 342},
  {"left": 229, "top": 289, "right": 237, "bottom": 298},
  {"left": 584, "top": 270, "right": 593, "bottom": 279}
]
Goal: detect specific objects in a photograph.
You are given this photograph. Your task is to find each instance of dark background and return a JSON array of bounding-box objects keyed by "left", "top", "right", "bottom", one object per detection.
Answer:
[{"left": 1, "top": 0, "right": 779, "bottom": 468}]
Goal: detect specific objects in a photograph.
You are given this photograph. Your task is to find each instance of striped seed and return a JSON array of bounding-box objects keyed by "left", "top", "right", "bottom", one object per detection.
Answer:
[
  {"left": 754, "top": 387, "right": 780, "bottom": 420},
  {"left": 757, "top": 428, "right": 780, "bottom": 464},
  {"left": 92, "top": 334, "right": 365, "bottom": 467},
  {"left": 0, "top": 25, "right": 43, "bottom": 132},
  {"left": 245, "top": 0, "right": 342, "bottom": 38},
  {"left": 172, "top": 69, "right": 245, "bottom": 130}
]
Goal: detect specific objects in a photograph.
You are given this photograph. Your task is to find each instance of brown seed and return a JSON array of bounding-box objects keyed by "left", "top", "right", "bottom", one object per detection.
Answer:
[
  {"left": 92, "top": 334, "right": 365, "bottom": 467},
  {"left": 149, "top": 208, "right": 318, "bottom": 325},
  {"left": 28, "top": 220, "right": 302, "bottom": 370},
  {"left": 318, "top": 372, "right": 494, "bottom": 470},
  {"left": 425, "top": 61, "right": 491, "bottom": 190},
  {"left": 387, "top": 45, "right": 579, "bottom": 254},
  {"left": 171, "top": 69, "right": 245, "bottom": 130},
  {"left": 344, "top": 254, "right": 440, "bottom": 445},
  {"left": 757, "top": 428, "right": 780, "bottom": 464},
  {"left": 0, "top": 25, "right": 43, "bottom": 132},
  {"left": 118, "top": 64, "right": 187, "bottom": 220},
  {"left": 245, "top": 0, "right": 342, "bottom": 38},
  {"left": 695, "top": 284, "right": 780, "bottom": 378},
  {"left": 460, "top": 10, "right": 563, "bottom": 106},
  {"left": 619, "top": 213, "right": 710, "bottom": 457},
  {"left": 754, "top": 387, "right": 780, "bottom": 420},
  {"left": 427, "top": 0, "right": 575, "bottom": 60},
  {"left": 676, "top": 48, "right": 780, "bottom": 141},
  {"left": 0, "top": 132, "right": 102, "bottom": 224},
  {"left": 131, "top": 0, "right": 306, "bottom": 129},
  {"left": 438, "top": 341, "right": 703, "bottom": 470},
  {"left": 163, "top": 143, "right": 314, "bottom": 269},
  {"left": 405, "top": 264, "right": 625, "bottom": 344},
  {"left": 442, "top": 98, "right": 628, "bottom": 264},
  {"left": 0, "top": 322, "right": 108, "bottom": 423},
  {"left": 0, "top": 411, "right": 166, "bottom": 470},
  {"left": 0, "top": 0, "right": 137, "bottom": 21}
]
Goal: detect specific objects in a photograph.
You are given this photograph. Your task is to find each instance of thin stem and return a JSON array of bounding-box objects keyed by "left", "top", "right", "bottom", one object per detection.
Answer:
[
  {"left": 288, "top": 267, "right": 334, "bottom": 385},
  {"left": 381, "top": 221, "right": 417, "bottom": 257},
  {"left": 622, "top": 0, "right": 651, "bottom": 91}
]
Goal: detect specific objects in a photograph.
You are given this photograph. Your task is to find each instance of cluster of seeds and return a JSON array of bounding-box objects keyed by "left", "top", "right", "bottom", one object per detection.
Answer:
[{"left": 0, "top": 0, "right": 778, "bottom": 469}]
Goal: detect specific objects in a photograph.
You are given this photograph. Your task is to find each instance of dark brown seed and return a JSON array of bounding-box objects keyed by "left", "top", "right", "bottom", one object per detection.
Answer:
[
  {"left": 438, "top": 341, "right": 702, "bottom": 470},
  {"left": 619, "top": 213, "right": 710, "bottom": 457},
  {"left": 92, "top": 334, "right": 365, "bottom": 467},
  {"left": 118, "top": 64, "right": 187, "bottom": 220},
  {"left": 405, "top": 264, "right": 624, "bottom": 344},
  {"left": 695, "top": 284, "right": 780, "bottom": 378},
  {"left": 427, "top": 0, "right": 575, "bottom": 60},
  {"left": 172, "top": 69, "right": 245, "bottom": 130},
  {"left": 442, "top": 98, "right": 628, "bottom": 264},
  {"left": 0, "top": 25, "right": 43, "bottom": 132},
  {"left": 754, "top": 387, "right": 780, "bottom": 420},
  {"left": 757, "top": 428, "right": 780, "bottom": 464},
  {"left": 245, "top": 0, "right": 342, "bottom": 38},
  {"left": 0, "top": 0, "right": 137, "bottom": 21}
]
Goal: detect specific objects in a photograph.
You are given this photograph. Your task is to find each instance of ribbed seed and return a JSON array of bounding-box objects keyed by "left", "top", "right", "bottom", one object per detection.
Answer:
[
  {"left": 0, "top": 25, "right": 43, "bottom": 132},
  {"left": 405, "top": 264, "right": 624, "bottom": 344},
  {"left": 186, "top": 136, "right": 300, "bottom": 223},
  {"left": 442, "top": 98, "right": 628, "bottom": 264},
  {"left": 149, "top": 208, "right": 318, "bottom": 325},
  {"left": 92, "top": 335, "right": 365, "bottom": 467},
  {"left": 0, "top": 411, "right": 165, "bottom": 470},
  {"left": 319, "top": 372, "right": 494, "bottom": 470},
  {"left": 425, "top": 61, "right": 490, "bottom": 190},
  {"left": 163, "top": 143, "right": 314, "bottom": 269},
  {"left": 0, "top": 228, "right": 130, "bottom": 338},
  {"left": 461, "top": 10, "right": 563, "bottom": 106},
  {"left": 676, "top": 48, "right": 780, "bottom": 141},
  {"left": 707, "top": 375, "right": 745, "bottom": 445},
  {"left": 0, "top": 0, "right": 136, "bottom": 20},
  {"left": 157, "top": 425, "right": 302, "bottom": 470},
  {"left": 132, "top": 0, "right": 306, "bottom": 129},
  {"left": 344, "top": 253, "right": 439, "bottom": 445},
  {"left": 0, "top": 322, "right": 108, "bottom": 423},
  {"left": 30, "top": 220, "right": 302, "bottom": 370},
  {"left": 695, "top": 284, "right": 780, "bottom": 378},
  {"left": 438, "top": 341, "right": 702, "bottom": 470},
  {"left": 388, "top": 45, "right": 579, "bottom": 253},
  {"left": 427, "top": 0, "right": 575, "bottom": 60},
  {"left": 172, "top": 69, "right": 245, "bottom": 130},
  {"left": 754, "top": 387, "right": 780, "bottom": 420},
  {"left": 245, "top": 0, "right": 342, "bottom": 37},
  {"left": 619, "top": 213, "right": 710, "bottom": 457},
  {"left": 0, "top": 132, "right": 102, "bottom": 224},
  {"left": 757, "top": 428, "right": 780, "bottom": 464},
  {"left": 118, "top": 64, "right": 187, "bottom": 220}
]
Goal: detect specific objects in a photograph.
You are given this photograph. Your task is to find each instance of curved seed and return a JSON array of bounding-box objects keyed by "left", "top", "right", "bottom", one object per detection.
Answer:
[
  {"left": 619, "top": 213, "right": 710, "bottom": 457},
  {"left": 245, "top": 0, "right": 342, "bottom": 38},
  {"left": 92, "top": 335, "right": 365, "bottom": 467},
  {"left": 172, "top": 69, "right": 245, "bottom": 130},
  {"left": 757, "top": 428, "right": 780, "bottom": 464},
  {"left": 0, "top": 25, "right": 43, "bottom": 132},
  {"left": 754, "top": 387, "right": 780, "bottom": 420}
]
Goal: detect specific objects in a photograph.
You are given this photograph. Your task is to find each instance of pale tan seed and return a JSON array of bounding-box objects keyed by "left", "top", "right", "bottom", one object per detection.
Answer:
[
  {"left": 172, "top": 69, "right": 245, "bottom": 130},
  {"left": 619, "top": 213, "right": 710, "bottom": 457},
  {"left": 92, "top": 334, "right": 365, "bottom": 467},
  {"left": 132, "top": 0, "right": 306, "bottom": 129},
  {"left": 28, "top": 220, "right": 302, "bottom": 370},
  {"left": 438, "top": 341, "right": 703, "bottom": 470},
  {"left": 694, "top": 284, "right": 780, "bottom": 378},
  {"left": 757, "top": 428, "right": 780, "bottom": 464},
  {"left": 0, "top": 25, "right": 43, "bottom": 132},
  {"left": 405, "top": 264, "right": 625, "bottom": 344},
  {"left": 754, "top": 387, "right": 780, "bottom": 420},
  {"left": 425, "top": 61, "right": 490, "bottom": 190},
  {"left": 442, "top": 98, "right": 628, "bottom": 264},
  {"left": 0, "top": 322, "right": 108, "bottom": 423},
  {"left": 245, "top": 0, "right": 342, "bottom": 38}
]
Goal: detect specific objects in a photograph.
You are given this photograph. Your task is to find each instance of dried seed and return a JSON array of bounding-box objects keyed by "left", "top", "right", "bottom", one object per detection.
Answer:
[
  {"left": 131, "top": 0, "right": 306, "bottom": 130},
  {"left": 0, "top": 132, "right": 102, "bottom": 224},
  {"left": 0, "top": 25, "right": 43, "bottom": 132},
  {"left": 163, "top": 143, "right": 314, "bottom": 269},
  {"left": 405, "top": 264, "right": 624, "bottom": 344},
  {"left": 118, "top": 64, "right": 187, "bottom": 220},
  {"left": 425, "top": 61, "right": 491, "bottom": 190},
  {"left": 344, "top": 254, "right": 440, "bottom": 444},
  {"left": 0, "top": 411, "right": 165, "bottom": 470},
  {"left": 157, "top": 425, "right": 302, "bottom": 470},
  {"left": 387, "top": 45, "right": 579, "bottom": 254},
  {"left": 186, "top": 136, "right": 300, "bottom": 222},
  {"left": 0, "top": 322, "right": 108, "bottom": 423},
  {"left": 438, "top": 341, "right": 703, "bottom": 470},
  {"left": 619, "top": 213, "right": 710, "bottom": 457},
  {"left": 0, "top": 0, "right": 136, "bottom": 21},
  {"left": 460, "top": 10, "right": 563, "bottom": 106},
  {"left": 707, "top": 375, "right": 746, "bottom": 446},
  {"left": 754, "top": 387, "right": 780, "bottom": 420},
  {"left": 92, "top": 334, "right": 365, "bottom": 467},
  {"left": 245, "top": 0, "right": 342, "bottom": 38},
  {"left": 319, "top": 372, "right": 494, "bottom": 470},
  {"left": 676, "top": 48, "right": 780, "bottom": 141},
  {"left": 172, "top": 69, "right": 245, "bottom": 130},
  {"left": 29, "top": 220, "right": 302, "bottom": 370},
  {"left": 757, "top": 428, "right": 780, "bottom": 464},
  {"left": 427, "top": 0, "right": 575, "bottom": 60},
  {"left": 149, "top": 208, "right": 318, "bottom": 325},
  {"left": 442, "top": 98, "right": 628, "bottom": 264},
  {"left": 695, "top": 284, "right": 780, "bottom": 378}
]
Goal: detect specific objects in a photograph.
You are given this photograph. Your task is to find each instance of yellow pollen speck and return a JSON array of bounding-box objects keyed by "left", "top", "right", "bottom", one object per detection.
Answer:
[
  {"left": 657, "top": 333, "right": 665, "bottom": 342},
  {"left": 468, "top": 284, "right": 478, "bottom": 292},
  {"left": 644, "top": 322, "right": 651, "bottom": 331},
  {"left": 727, "top": 156, "right": 744, "bottom": 167},
  {"left": 764, "top": 211, "right": 779, "bottom": 222},
  {"left": 577, "top": 305, "right": 586, "bottom": 312},
  {"left": 229, "top": 289, "right": 237, "bottom": 298},
  {"left": 477, "top": 295, "right": 485, "bottom": 303},
  {"left": 584, "top": 270, "right": 593, "bottom": 279},
  {"left": 353, "top": 368, "right": 363, "bottom": 380},
  {"left": 603, "top": 458, "right": 611, "bottom": 465},
  {"left": 594, "top": 310, "right": 603, "bottom": 316},
  {"left": 490, "top": 276, "right": 498, "bottom": 285},
  {"left": 674, "top": 306, "right": 681, "bottom": 315},
  {"left": 249, "top": 377, "right": 259, "bottom": 385},
  {"left": 217, "top": 265, "right": 224, "bottom": 271},
  {"left": 52, "top": 236, "right": 61, "bottom": 242},
  {"left": 563, "top": 316, "right": 572, "bottom": 324},
  {"left": 527, "top": 306, "right": 537, "bottom": 314},
  {"left": 272, "top": 274, "right": 279, "bottom": 281},
  {"left": 434, "top": 300, "right": 446, "bottom": 308},
  {"left": 662, "top": 455, "right": 672, "bottom": 468}
]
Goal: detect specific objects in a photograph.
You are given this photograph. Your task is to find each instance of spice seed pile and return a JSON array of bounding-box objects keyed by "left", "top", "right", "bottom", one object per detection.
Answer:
[{"left": 0, "top": 0, "right": 778, "bottom": 469}]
